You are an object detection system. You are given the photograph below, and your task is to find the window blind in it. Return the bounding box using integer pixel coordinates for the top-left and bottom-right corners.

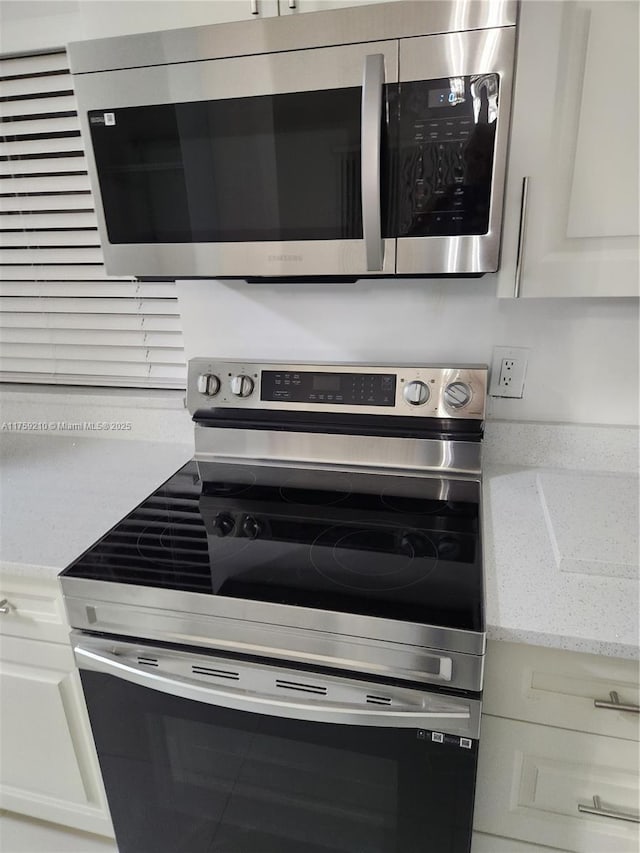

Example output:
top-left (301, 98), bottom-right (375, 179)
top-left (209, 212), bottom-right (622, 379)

top-left (0, 50), bottom-right (186, 389)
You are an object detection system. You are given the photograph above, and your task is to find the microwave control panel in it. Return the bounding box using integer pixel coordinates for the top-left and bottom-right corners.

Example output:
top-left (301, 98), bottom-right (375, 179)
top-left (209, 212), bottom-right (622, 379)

top-left (392, 74), bottom-right (499, 239)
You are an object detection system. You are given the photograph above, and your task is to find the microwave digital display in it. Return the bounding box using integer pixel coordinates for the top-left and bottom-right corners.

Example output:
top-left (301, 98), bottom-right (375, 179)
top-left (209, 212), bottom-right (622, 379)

top-left (428, 88), bottom-right (461, 108)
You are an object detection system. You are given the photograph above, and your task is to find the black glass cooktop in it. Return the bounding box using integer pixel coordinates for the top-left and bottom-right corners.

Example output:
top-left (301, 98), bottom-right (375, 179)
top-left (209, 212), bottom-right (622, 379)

top-left (63, 462), bottom-right (483, 632)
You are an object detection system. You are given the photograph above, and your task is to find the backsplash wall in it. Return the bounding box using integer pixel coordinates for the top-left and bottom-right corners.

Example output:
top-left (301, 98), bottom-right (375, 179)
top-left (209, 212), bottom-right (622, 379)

top-left (6, 1), bottom-right (637, 428)
top-left (178, 278), bottom-right (639, 426)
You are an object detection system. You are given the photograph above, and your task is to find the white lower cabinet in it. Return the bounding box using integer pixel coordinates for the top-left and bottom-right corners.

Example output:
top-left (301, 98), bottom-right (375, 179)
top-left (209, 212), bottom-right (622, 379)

top-left (0, 576), bottom-right (113, 837)
top-left (474, 642), bottom-right (640, 853)
top-left (483, 641), bottom-right (640, 742)
top-left (475, 716), bottom-right (639, 853)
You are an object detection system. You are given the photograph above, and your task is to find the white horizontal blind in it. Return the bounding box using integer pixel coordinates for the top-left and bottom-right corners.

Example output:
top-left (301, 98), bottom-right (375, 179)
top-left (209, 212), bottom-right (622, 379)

top-left (0, 50), bottom-right (186, 388)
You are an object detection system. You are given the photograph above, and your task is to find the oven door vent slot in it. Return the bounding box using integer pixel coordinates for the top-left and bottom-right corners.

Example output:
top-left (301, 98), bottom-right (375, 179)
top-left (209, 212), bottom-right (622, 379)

top-left (366, 694), bottom-right (392, 706)
top-left (275, 679), bottom-right (328, 696)
top-left (137, 656), bottom-right (159, 667)
top-left (192, 665), bottom-right (240, 681)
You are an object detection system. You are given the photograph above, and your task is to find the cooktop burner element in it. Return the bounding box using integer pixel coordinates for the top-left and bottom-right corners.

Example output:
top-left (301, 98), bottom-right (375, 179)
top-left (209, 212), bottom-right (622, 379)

top-left (309, 524), bottom-right (439, 592)
top-left (61, 360), bottom-right (488, 692)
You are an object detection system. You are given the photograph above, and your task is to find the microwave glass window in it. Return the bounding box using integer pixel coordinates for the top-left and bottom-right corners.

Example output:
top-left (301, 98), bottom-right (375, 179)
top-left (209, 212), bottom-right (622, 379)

top-left (392, 74), bottom-right (500, 238)
top-left (89, 88), bottom-right (364, 244)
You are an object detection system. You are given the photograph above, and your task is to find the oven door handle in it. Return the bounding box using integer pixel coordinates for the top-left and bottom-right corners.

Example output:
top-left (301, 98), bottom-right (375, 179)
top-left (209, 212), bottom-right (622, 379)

top-left (361, 53), bottom-right (385, 272)
top-left (75, 644), bottom-right (473, 731)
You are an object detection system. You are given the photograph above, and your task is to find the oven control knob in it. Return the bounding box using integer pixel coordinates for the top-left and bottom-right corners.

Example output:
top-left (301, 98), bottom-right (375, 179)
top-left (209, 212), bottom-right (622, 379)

top-left (212, 513), bottom-right (235, 537)
top-left (242, 515), bottom-right (262, 540)
top-left (403, 380), bottom-right (430, 406)
top-left (444, 381), bottom-right (472, 409)
top-left (230, 375), bottom-right (254, 398)
top-left (196, 373), bottom-right (220, 397)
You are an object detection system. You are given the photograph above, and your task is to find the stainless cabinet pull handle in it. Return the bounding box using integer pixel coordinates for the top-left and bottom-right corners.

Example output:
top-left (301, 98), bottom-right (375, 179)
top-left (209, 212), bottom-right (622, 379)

top-left (250, 0), bottom-right (259, 14)
top-left (578, 795), bottom-right (640, 824)
top-left (361, 53), bottom-right (385, 272)
top-left (594, 690), bottom-right (640, 714)
top-left (514, 176), bottom-right (529, 298)
top-left (0, 599), bottom-right (12, 614)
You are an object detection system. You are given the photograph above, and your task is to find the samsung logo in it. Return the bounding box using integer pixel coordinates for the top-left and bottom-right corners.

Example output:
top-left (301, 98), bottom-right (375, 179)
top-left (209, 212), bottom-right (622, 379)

top-left (268, 254), bottom-right (303, 262)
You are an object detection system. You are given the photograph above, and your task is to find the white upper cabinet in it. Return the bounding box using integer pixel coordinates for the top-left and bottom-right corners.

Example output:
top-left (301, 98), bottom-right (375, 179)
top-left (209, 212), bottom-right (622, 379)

top-left (497, 0), bottom-right (639, 298)
top-left (278, 0), bottom-right (403, 14)
top-left (1, 0), bottom-right (279, 54)
top-left (75, 0), bottom-right (280, 36)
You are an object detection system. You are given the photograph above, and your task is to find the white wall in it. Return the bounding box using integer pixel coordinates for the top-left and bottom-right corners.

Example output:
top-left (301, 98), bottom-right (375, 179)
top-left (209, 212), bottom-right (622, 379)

top-left (3, 0), bottom-right (638, 427)
top-left (177, 278), bottom-right (639, 426)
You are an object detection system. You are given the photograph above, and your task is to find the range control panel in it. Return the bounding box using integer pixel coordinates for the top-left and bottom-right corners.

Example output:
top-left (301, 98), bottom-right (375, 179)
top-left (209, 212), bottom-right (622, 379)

top-left (187, 361), bottom-right (487, 420)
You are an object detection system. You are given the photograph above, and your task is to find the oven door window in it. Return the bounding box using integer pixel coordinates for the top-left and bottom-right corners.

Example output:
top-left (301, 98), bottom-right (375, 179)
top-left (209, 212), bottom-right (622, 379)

top-left (81, 670), bottom-right (477, 853)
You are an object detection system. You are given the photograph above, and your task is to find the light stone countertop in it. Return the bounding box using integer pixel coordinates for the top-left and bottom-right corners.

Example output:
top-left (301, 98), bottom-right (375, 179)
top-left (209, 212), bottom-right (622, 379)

top-left (483, 463), bottom-right (639, 660)
top-left (0, 433), bottom-right (193, 575)
top-left (1, 420), bottom-right (638, 660)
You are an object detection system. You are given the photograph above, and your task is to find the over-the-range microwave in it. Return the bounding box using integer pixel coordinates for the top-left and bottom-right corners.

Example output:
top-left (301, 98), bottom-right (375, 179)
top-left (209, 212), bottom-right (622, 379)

top-left (68, 0), bottom-right (517, 280)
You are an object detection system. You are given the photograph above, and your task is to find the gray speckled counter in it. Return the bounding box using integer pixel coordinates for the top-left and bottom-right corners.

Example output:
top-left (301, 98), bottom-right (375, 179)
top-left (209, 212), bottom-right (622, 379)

top-left (0, 433), bottom-right (193, 576)
top-left (483, 463), bottom-right (639, 660)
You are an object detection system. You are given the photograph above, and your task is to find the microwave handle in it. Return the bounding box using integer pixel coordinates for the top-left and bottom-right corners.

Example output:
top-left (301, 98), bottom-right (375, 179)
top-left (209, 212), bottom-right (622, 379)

top-left (361, 54), bottom-right (385, 272)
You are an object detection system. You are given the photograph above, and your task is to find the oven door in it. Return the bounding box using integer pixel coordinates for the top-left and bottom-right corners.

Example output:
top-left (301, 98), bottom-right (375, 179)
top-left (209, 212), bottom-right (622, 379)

top-left (75, 634), bottom-right (480, 853)
top-left (73, 41), bottom-right (398, 278)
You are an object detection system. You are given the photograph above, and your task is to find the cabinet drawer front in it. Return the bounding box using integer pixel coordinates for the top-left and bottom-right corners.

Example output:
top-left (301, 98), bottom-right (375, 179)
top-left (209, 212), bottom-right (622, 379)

top-left (0, 575), bottom-right (69, 644)
top-left (484, 641), bottom-right (640, 741)
top-left (474, 715), bottom-right (640, 853)
top-left (0, 634), bottom-right (113, 837)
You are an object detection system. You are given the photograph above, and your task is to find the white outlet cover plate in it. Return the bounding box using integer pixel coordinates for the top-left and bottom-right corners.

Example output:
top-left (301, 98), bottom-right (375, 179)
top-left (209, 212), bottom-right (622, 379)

top-left (489, 346), bottom-right (529, 398)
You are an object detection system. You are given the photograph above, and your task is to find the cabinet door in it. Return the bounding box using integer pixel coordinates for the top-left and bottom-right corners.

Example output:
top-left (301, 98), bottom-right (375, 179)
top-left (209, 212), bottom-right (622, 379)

top-left (0, 635), bottom-right (113, 837)
top-left (77, 0), bottom-right (280, 35)
top-left (3, 1), bottom-right (279, 55)
top-left (497, 1), bottom-right (639, 297)
top-left (279, 0), bottom-right (404, 14)
top-left (474, 715), bottom-right (640, 852)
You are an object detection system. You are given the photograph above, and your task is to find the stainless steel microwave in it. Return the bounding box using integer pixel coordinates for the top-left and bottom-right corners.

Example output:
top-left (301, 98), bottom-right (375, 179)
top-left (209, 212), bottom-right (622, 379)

top-left (68, 0), bottom-right (517, 280)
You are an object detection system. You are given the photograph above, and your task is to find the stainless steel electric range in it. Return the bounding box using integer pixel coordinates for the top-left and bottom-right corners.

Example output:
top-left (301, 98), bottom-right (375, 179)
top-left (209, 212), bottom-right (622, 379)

top-left (60, 359), bottom-right (488, 853)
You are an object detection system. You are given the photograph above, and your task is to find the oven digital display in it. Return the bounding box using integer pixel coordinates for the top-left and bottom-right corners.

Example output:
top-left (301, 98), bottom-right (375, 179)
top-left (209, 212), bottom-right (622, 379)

top-left (313, 375), bottom-right (341, 392)
top-left (261, 371), bottom-right (396, 406)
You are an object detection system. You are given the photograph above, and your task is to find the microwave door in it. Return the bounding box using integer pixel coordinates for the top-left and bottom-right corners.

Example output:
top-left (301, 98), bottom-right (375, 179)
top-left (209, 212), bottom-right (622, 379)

top-left (394, 26), bottom-right (516, 276)
top-left (74, 42), bottom-right (398, 279)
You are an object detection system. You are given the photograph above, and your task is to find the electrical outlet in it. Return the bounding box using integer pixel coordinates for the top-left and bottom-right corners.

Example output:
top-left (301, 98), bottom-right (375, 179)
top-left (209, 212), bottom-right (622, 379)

top-left (489, 347), bottom-right (529, 398)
